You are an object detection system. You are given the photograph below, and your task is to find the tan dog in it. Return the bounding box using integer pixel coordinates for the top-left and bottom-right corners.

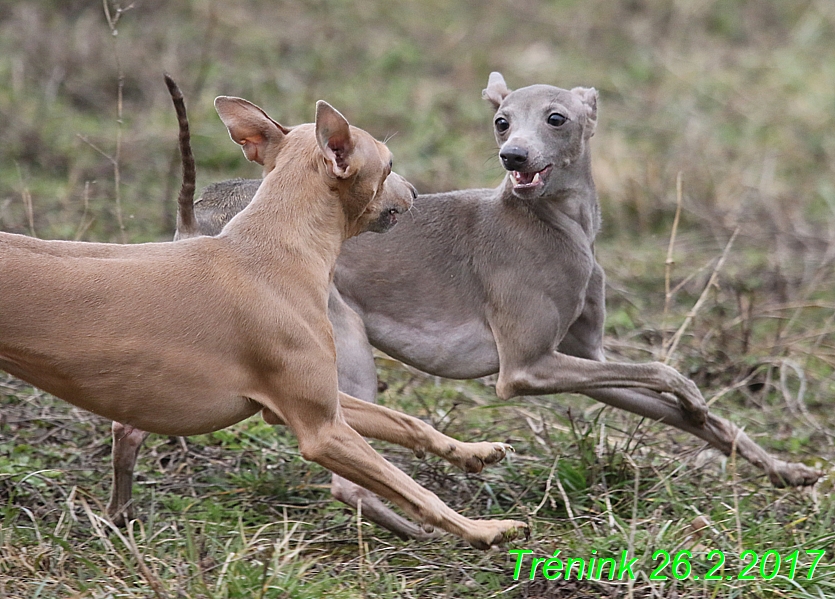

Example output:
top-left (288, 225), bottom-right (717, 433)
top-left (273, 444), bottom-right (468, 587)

top-left (0, 95), bottom-right (528, 549)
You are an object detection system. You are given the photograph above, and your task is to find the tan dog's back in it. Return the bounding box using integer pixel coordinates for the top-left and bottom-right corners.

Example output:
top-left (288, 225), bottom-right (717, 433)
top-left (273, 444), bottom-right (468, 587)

top-left (0, 236), bottom-right (264, 433)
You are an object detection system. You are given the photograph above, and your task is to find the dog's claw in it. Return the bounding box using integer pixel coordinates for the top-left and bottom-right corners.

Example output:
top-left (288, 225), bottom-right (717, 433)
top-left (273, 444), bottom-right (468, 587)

top-left (485, 442), bottom-right (514, 463)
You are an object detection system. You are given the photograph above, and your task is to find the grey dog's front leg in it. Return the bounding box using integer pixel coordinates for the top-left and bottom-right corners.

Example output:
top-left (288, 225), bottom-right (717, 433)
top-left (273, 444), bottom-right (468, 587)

top-left (585, 387), bottom-right (821, 487)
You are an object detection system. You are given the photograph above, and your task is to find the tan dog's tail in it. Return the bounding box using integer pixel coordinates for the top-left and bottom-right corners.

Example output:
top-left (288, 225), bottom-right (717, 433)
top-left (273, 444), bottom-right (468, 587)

top-left (164, 74), bottom-right (197, 238)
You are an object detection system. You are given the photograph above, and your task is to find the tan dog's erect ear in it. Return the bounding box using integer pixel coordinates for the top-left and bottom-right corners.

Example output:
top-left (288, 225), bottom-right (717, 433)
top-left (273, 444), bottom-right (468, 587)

top-left (482, 71), bottom-right (512, 110)
top-left (315, 100), bottom-right (355, 179)
top-left (571, 87), bottom-right (599, 139)
top-left (214, 96), bottom-right (290, 165)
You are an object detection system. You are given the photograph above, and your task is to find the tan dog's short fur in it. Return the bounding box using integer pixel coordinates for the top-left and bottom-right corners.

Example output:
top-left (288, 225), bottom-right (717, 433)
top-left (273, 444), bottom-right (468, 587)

top-left (0, 95), bottom-right (528, 548)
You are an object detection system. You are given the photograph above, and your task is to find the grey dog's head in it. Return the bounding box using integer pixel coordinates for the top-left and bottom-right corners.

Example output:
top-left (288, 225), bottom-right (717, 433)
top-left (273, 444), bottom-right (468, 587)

top-left (482, 72), bottom-right (598, 200)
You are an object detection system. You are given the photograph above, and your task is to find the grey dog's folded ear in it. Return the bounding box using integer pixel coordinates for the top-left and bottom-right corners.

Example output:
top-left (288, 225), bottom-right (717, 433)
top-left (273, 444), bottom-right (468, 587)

top-left (571, 87), bottom-right (598, 138)
top-left (483, 72), bottom-right (512, 110)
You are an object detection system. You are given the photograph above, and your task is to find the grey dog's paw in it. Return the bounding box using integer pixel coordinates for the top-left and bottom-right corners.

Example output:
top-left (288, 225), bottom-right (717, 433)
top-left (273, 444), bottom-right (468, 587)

top-left (768, 461), bottom-right (822, 488)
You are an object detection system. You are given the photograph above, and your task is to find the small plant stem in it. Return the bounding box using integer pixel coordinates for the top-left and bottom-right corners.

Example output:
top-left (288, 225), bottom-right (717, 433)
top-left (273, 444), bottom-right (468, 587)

top-left (661, 171), bottom-right (684, 358)
top-left (102, 0), bottom-right (133, 243)
top-left (664, 227), bottom-right (739, 364)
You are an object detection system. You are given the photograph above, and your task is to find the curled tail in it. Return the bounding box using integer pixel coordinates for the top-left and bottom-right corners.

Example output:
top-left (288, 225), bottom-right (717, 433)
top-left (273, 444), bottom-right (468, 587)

top-left (164, 73), bottom-right (197, 239)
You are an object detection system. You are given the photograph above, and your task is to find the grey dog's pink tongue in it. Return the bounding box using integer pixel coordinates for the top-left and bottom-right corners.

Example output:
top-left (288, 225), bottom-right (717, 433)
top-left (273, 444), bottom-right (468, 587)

top-left (516, 171), bottom-right (535, 184)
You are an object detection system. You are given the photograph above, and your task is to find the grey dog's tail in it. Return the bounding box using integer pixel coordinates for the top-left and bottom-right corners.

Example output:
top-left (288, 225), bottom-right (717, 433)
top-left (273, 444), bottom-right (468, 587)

top-left (164, 73), bottom-right (197, 239)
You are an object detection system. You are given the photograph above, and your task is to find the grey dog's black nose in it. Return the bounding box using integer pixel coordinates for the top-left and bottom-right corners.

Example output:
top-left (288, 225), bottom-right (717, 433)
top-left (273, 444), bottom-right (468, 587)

top-left (500, 145), bottom-right (528, 170)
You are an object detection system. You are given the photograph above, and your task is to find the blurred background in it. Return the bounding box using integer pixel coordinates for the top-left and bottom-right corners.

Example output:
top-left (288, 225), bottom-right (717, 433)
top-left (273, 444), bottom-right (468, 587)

top-left (2, 2), bottom-right (834, 597)
top-left (2, 1), bottom-right (833, 246)
top-left (3, 0), bottom-right (835, 386)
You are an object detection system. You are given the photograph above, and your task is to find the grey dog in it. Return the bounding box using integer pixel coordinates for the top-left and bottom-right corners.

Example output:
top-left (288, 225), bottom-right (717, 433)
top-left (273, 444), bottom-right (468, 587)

top-left (109, 72), bottom-right (820, 540)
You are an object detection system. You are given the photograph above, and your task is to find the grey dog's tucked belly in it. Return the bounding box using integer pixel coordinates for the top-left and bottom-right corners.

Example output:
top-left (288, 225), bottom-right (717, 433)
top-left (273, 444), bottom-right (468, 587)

top-left (365, 316), bottom-right (500, 380)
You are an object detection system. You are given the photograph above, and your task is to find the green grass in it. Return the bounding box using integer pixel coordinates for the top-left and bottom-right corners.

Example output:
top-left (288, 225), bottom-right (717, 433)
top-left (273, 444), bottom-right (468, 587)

top-left (2, 1), bottom-right (835, 597)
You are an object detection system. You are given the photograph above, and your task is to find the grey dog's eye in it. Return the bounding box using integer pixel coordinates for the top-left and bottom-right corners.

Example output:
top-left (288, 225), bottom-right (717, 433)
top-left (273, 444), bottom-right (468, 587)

top-left (548, 113), bottom-right (567, 127)
top-left (495, 117), bottom-right (510, 133)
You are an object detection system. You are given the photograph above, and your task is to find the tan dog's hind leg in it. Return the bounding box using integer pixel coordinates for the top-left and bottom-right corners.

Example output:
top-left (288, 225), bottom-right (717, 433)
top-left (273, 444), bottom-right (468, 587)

top-left (107, 422), bottom-right (150, 526)
top-left (337, 392), bottom-right (512, 473)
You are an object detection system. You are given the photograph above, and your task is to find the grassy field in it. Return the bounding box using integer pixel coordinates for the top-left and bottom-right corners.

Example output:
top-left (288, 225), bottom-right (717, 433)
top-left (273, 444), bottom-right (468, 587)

top-left (2, 1), bottom-right (835, 597)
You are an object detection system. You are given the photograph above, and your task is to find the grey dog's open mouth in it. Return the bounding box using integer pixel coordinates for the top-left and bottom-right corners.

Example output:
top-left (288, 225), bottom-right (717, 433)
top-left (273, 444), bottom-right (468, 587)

top-left (511, 165), bottom-right (551, 189)
top-left (372, 207), bottom-right (400, 232)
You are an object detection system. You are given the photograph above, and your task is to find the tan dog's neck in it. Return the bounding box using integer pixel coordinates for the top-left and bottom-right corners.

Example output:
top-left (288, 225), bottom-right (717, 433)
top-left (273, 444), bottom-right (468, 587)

top-left (221, 127), bottom-right (345, 275)
top-left (215, 99), bottom-right (397, 271)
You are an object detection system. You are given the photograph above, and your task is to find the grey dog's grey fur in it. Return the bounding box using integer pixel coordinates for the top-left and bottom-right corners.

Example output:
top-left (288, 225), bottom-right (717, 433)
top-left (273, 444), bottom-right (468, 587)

top-left (110, 72), bottom-right (820, 540)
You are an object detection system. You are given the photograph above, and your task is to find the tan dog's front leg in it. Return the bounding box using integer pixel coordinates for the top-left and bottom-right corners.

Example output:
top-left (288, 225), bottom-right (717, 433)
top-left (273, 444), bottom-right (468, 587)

top-left (282, 395), bottom-right (528, 549)
top-left (337, 392), bottom-right (512, 473)
top-left (304, 421), bottom-right (526, 548)
top-left (263, 403), bottom-right (438, 540)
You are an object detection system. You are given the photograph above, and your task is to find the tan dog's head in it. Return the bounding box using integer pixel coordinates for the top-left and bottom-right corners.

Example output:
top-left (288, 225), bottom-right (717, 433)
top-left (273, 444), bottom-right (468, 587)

top-left (214, 97), bottom-right (414, 238)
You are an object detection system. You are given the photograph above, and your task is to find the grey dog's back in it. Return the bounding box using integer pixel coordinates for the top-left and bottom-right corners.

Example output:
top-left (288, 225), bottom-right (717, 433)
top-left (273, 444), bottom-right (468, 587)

top-left (193, 178), bottom-right (261, 236)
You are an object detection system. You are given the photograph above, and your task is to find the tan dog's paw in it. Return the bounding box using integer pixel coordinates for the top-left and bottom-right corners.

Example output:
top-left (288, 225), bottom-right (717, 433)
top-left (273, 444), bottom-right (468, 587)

top-left (465, 519), bottom-right (530, 550)
top-left (455, 441), bottom-right (514, 473)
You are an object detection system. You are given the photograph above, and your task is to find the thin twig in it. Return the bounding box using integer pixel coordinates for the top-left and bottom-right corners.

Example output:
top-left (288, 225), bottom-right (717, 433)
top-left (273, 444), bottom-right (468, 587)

top-left (127, 520), bottom-right (169, 599)
top-left (780, 359), bottom-right (835, 438)
top-left (530, 454), bottom-right (559, 516)
top-left (102, 0), bottom-right (133, 242)
top-left (554, 465), bottom-right (585, 542)
top-left (74, 180), bottom-right (95, 240)
top-left (661, 171), bottom-right (684, 346)
top-left (15, 162), bottom-right (35, 237)
top-left (730, 429), bottom-right (743, 555)
top-left (357, 497), bottom-right (367, 595)
top-left (663, 227), bottom-right (739, 363)
top-left (625, 453), bottom-right (640, 599)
